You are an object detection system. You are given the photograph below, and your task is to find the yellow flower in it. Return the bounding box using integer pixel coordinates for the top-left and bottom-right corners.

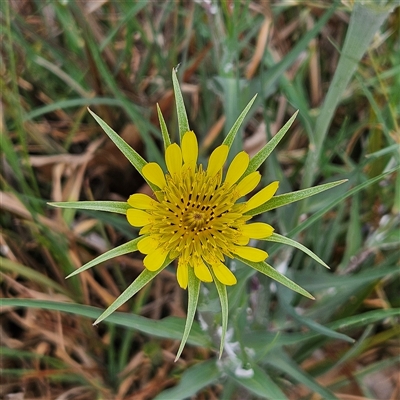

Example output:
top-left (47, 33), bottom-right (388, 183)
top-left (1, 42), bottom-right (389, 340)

top-left (127, 131), bottom-right (278, 289)
top-left (50, 70), bottom-right (344, 360)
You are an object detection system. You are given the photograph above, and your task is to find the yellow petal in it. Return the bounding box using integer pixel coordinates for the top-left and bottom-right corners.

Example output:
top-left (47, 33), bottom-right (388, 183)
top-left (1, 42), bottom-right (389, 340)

top-left (127, 193), bottom-right (155, 209)
top-left (207, 145), bottom-right (229, 177)
top-left (211, 261), bottom-right (237, 285)
top-left (181, 131), bottom-right (198, 169)
top-left (137, 236), bottom-right (159, 254)
top-left (177, 258), bottom-right (188, 289)
top-left (241, 223), bottom-right (274, 239)
top-left (233, 246), bottom-right (268, 262)
top-left (193, 259), bottom-right (213, 282)
top-left (143, 248), bottom-right (168, 271)
top-left (165, 143), bottom-right (182, 176)
top-left (126, 209), bottom-right (152, 227)
top-left (142, 162), bottom-right (166, 189)
top-left (244, 181), bottom-right (279, 212)
top-left (235, 171), bottom-right (261, 197)
top-left (225, 151), bottom-right (249, 188)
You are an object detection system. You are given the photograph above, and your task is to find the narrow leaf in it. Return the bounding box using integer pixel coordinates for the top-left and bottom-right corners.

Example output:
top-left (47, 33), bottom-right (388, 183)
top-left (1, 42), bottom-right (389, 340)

top-left (154, 360), bottom-right (219, 400)
top-left (211, 269), bottom-right (229, 358)
top-left (227, 364), bottom-right (288, 399)
top-left (244, 110), bottom-right (299, 176)
top-left (0, 257), bottom-right (69, 296)
top-left (175, 267), bottom-right (200, 361)
top-left (94, 261), bottom-right (171, 325)
top-left (222, 94), bottom-right (257, 149)
top-left (246, 179), bottom-right (347, 216)
top-left (235, 256), bottom-right (314, 299)
top-left (1, 299), bottom-right (209, 346)
top-left (263, 233), bottom-right (329, 269)
top-left (157, 103), bottom-right (171, 150)
top-left (66, 238), bottom-right (141, 278)
top-left (48, 201), bottom-right (129, 215)
top-left (172, 68), bottom-right (190, 140)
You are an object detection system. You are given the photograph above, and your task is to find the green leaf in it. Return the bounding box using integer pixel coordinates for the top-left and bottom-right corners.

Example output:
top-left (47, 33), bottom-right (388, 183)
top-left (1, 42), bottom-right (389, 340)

top-left (154, 360), bottom-right (219, 400)
top-left (263, 233), bottom-right (329, 269)
top-left (175, 267), bottom-right (200, 361)
top-left (244, 110), bottom-right (299, 176)
top-left (48, 201), bottom-right (129, 215)
top-left (66, 237), bottom-right (141, 278)
top-left (301, 1), bottom-right (394, 188)
top-left (211, 270), bottom-right (229, 358)
top-left (235, 256), bottom-right (314, 299)
top-left (222, 94), bottom-right (257, 149)
top-left (157, 103), bottom-right (171, 149)
top-left (94, 260), bottom-right (171, 325)
top-left (268, 351), bottom-right (339, 399)
top-left (0, 299), bottom-right (210, 347)
top-left (88, 108), bottom-right (156, 188)
top-left (172, 68), bottom-right (190, 140)
top-left (0, 257), bottom-right (69, 296)
top-left (246, 179), bottom-right (348, 216)
top-left (227, 364), bottom-right (288, 399)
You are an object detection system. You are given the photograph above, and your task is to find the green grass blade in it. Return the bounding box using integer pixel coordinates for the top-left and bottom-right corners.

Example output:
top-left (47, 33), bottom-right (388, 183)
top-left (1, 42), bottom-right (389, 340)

top-left (246, 179), bottom-right (348, 216)
top-left (263, 233), bottom-right (329, 269)
top-left (94, 261), bottom-right (171, 325)
top-left (157, 103), bottom-right (171, 149)
top-left (48, 201), bottom-right (129, 215)
top-left (0, 299), bottom-right (209, 346)
top-left (66, 238), bottom-right (140, 278)
top-left (175, 267), bottom-right (200, 361)
top-left (245, 110), bottom-right (299, 176)
top-left (227, 364), bottom-right (288, 399)
top-left (154, 360), bottom-right (219, 400)
top-left (302, 1), bottom-right (394, 188)
top-left (172, 68), bottom-right (190, 140)
top-left (222, 94), bottom-right (257, 149)
top-left (211, 270), bottom-right (229, 358)
top-left (268, 351), bottom-right (339, 399)
top-left (235, 256), bottom-right (314, 299)
top-left (0, 257), bottom-right (69, 296)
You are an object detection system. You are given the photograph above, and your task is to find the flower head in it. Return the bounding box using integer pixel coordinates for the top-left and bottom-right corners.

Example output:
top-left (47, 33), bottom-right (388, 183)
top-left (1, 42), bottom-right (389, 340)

top-left (127, 130), bottom-right (278, 289)
top-left (50, 69), bottom-right (345, 360)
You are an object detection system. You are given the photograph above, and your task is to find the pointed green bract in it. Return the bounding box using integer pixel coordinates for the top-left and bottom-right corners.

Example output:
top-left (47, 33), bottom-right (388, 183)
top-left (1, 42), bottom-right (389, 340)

top-left (94, 261), bottom-right (171, 325)
top-left (49, 201), bottom-right (129, 215)
top-left (212, 270), bottom-right (228, 358)
top-left (172, 68), bottom-right (190, 140)
top-left (222, 94), bottom-right (257, 149)
top-left (263, 233), bottom-right (329, 269)
top-left (235, 256), bottom-right (314, 300)
top-left (66, 238), bottom-right (141, 279)
top-left (175, 267), bottom-right (200, 361)
top-left (244, 111), bottom-right (299, 176)
top-left (246, 179), bottom-right (348, 216)
top-left (157, 103), bottom-right (171, 150)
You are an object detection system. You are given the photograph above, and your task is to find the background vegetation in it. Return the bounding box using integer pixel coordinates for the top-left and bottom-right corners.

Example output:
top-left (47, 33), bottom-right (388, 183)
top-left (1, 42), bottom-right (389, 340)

top-left (1, 1), bottom-right (399, 399)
